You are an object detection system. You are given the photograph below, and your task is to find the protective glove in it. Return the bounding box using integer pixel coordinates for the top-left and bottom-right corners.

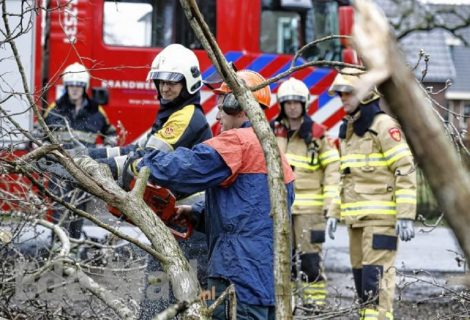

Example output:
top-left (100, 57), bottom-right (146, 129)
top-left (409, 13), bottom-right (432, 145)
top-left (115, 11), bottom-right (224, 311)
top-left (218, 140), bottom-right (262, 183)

top-left (395, 219), bottom-right (415, 241)
top-left (326, 217), bottom-right (338, 240)
top-left (65, 147), bottom-right (89, 157)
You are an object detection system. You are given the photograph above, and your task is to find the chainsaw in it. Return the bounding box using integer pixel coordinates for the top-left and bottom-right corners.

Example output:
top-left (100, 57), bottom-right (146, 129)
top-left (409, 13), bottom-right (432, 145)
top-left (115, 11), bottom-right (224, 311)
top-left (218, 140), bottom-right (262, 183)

top-left (108, 181), bottom-right (195, 240)
top-left (37, 156), bottom-right (195, 240)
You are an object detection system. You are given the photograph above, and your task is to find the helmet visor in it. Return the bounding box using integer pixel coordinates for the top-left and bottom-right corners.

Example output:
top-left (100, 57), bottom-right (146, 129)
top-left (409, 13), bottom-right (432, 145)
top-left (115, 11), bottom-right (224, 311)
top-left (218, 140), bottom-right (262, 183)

top-left (147, 71), bottom-right (184, 82)
top-left (329, 84), bottom-right (354, 94)
top-left (278, 94), bottom-right (307, 104)
top-left (64, 81), bottom-right (87, 87)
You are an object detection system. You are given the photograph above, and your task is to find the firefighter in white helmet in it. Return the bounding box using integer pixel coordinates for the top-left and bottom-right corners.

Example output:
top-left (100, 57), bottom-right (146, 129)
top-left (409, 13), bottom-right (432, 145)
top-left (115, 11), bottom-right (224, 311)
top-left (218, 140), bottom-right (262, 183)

top-left (88, 43), bottom-right (212, 180)
top-left (44, 62), bottom-right (117, 240)
top-left (44, 62), bottom-right (117, 147)
top-left (270, 77), bottom-right (340, 310)
top-left (326, 68), bottom-right (417, 320)
top-left (83, 44), bottom-right (212, 317)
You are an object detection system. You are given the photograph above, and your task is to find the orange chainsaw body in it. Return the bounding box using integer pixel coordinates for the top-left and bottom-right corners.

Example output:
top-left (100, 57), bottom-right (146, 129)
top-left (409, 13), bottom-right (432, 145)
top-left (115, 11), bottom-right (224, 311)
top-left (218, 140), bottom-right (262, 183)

top-left (108, 182), bottom-right (193, 240)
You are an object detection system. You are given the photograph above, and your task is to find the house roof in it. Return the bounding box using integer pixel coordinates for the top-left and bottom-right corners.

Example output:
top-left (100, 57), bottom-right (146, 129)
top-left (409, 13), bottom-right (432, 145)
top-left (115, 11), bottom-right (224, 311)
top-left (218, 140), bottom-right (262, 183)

top-left (373, 0), bottom-right (458, 82)
top-left (446, 46), bottom-right (470, 99)
top-left (399, 29), bottom-right (456, 82)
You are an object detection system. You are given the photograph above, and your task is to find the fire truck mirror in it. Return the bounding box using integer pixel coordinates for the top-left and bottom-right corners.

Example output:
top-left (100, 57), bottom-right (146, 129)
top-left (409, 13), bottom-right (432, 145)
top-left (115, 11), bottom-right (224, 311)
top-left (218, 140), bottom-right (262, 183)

top-left (92, 87), bottom-right (109, 106)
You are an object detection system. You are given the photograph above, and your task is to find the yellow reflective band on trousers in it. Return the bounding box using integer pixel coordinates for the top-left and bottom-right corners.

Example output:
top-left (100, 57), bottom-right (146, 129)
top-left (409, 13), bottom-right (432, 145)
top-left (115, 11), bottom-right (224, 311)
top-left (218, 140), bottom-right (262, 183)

top-left (341, 201), bottom-right (396, 217)
top-left (293, 193), bottom-right (324, 207)
top-left (286, 153), bottom-right (320, 171)
top-left (395, 189), bottom-right (416, 205)
top-left (319, 150), bottom-right (340, 166)
top-left (340, 144), bottom-right (412, 170)
top-left (360, 309), bottom-right (393, 320)
top-left (303, 281), bottom-right (326, 305)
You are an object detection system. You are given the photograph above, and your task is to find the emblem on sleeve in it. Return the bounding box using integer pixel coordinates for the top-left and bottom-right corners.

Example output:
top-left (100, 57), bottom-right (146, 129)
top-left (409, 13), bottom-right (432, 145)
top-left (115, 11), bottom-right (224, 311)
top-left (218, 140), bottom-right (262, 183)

top-left (163, 126), bottom-right (174, 137)
top-left (388, 127), bottom-right (401, 142)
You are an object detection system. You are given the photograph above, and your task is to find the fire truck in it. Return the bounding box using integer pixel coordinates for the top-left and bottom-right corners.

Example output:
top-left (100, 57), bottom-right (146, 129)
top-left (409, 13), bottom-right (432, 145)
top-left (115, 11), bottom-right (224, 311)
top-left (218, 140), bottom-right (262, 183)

top-left (2, 0), bottom-right (355, 149)
top-left (1, 0), bottom-right (355, 216)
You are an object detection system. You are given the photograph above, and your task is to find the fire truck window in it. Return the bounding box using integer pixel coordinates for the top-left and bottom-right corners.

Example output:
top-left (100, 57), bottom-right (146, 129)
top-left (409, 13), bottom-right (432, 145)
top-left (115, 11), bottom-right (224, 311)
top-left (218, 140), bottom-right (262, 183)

top-left (103, 0), bottom-right (216, 49)
top-left (260, 1), bottom-right (341, 61)
top-left (260, 10), bottom-right (301, 54)
top-left (303, 1), bottom-right (341, 61)
top-left (103, 1), bottom-right (153, 47)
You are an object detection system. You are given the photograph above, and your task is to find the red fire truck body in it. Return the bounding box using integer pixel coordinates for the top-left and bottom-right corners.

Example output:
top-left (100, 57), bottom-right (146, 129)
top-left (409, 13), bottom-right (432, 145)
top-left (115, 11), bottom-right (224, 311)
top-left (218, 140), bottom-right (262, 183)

top-left (35, 0), bottom-right (353, 143)
top-left (1, 0), bottom-right (354, 212)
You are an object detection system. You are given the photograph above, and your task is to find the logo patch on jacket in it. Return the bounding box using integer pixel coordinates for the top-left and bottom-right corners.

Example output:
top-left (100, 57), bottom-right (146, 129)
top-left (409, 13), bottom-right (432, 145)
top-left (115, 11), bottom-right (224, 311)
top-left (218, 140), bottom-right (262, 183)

top-left (388, 128), bottom-right (401, 142)
top-left (163, 126), bottom-right (174, 137)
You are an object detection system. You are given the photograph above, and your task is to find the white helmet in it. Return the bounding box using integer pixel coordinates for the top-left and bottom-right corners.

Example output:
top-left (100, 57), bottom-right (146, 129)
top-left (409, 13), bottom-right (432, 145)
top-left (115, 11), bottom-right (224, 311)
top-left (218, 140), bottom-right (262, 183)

top-left (62, 62), bottom-right (90, 88)
top-left (277, 77), bottom-right (310, 107)
top-left (147, 44), bottom-right (202, 94)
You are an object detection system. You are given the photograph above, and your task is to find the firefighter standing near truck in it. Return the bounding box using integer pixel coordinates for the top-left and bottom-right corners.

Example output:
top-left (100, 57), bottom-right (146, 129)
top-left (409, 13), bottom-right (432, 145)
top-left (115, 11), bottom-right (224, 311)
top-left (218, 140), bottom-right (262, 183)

top-left (80, 43), bottom-right (212, 319)
top-left (270, 77), bottom-right (340, 309)
top-left (44, 62), bottom-right (117, 239)
top-left (130, 69), bottom-right (295, 320)
top-left (87, 43), bottom-right (212, 176)
top-left (326, 68), bottom-right (417, 320)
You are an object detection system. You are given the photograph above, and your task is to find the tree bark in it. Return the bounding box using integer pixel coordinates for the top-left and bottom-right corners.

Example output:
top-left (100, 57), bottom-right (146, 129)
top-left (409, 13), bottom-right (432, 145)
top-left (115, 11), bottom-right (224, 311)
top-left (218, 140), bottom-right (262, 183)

top-left (179, 1), bottom-right (292, 318)
top-left (57, 157), bottom-right (206, 319)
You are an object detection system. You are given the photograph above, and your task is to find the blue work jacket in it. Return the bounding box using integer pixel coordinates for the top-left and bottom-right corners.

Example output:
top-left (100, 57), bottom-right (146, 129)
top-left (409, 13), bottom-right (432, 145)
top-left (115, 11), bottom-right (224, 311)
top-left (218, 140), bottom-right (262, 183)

top-left (140, 122), bottom-right (295, 306)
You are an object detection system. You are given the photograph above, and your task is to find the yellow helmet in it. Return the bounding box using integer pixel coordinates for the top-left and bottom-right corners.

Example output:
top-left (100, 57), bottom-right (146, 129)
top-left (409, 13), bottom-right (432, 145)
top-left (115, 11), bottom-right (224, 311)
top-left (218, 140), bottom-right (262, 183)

top-left (327, 67), bottom-right (361, 96)
top-left (328, 67), bottom-right (380, 104)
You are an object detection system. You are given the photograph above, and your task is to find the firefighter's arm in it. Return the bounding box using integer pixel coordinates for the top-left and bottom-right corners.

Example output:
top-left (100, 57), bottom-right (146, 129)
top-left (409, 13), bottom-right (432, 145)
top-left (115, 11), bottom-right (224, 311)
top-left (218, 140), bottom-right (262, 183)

top-left (377, 117), bottom-right (417, 220)
top-left (122, 106), bottom-right (200, 179)
top-left (318, 136), bottom-right (340, 211)
top-left (137, 143), bottom-right (232, 195)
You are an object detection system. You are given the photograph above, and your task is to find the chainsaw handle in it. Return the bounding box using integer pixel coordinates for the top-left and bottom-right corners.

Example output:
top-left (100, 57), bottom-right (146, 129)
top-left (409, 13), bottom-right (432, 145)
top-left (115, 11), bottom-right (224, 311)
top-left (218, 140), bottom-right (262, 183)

top-left (170, 223), bottom-right (193, 240)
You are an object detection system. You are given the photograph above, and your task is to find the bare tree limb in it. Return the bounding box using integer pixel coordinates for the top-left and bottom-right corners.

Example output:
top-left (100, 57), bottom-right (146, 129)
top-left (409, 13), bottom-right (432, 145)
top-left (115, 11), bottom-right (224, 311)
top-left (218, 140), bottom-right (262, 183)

top-left (179, 0), bottom-right (292, 318)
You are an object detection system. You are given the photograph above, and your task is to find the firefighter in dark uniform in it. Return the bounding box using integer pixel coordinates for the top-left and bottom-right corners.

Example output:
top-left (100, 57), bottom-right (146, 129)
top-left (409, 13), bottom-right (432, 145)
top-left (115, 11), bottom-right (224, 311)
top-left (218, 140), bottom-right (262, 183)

top-left (326, 68), bottom-right (417, 320)
top-left (88, 43), bottom-right (212, 176)
top-left (84, 43), bottom-right (212, 319)
top-left (271, 77), bottom-right (340, 308)
top-left (44, 62), bottom-right (117, 239)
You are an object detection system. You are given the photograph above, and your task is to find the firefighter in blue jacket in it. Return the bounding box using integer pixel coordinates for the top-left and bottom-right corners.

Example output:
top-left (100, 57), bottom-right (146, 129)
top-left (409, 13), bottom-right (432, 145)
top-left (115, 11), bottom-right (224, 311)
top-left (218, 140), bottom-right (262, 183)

top-left (87, 43), bottom-right (212, 179)
top-left (132, 70), bottom-right (295, 320)
top-left (83, 44), bottom-right (213, 319)
top-left (44, 62), bottom-right (117, 239)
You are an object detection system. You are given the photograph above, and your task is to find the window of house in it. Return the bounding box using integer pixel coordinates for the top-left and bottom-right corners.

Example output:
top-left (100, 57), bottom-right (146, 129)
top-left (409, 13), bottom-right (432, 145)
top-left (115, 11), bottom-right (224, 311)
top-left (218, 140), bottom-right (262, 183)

top-left (464, 102), bottom-right (470, 117)
top-left (103, 0), bottom-right (216, 49)
top-left (260, 0), bottom-right (341, 61)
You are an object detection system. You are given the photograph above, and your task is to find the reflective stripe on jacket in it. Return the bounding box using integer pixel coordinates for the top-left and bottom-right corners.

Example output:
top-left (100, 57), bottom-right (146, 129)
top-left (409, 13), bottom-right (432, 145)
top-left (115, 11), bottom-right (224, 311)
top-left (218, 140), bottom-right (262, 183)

top-left (140, 104), bottom-right (212, 151)
top-left (272, 118), bottom-right (340, 216)
top-left (44, 94), bottom-right (116, 147)
top-left (328, 111), bottom-right (416, 227)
